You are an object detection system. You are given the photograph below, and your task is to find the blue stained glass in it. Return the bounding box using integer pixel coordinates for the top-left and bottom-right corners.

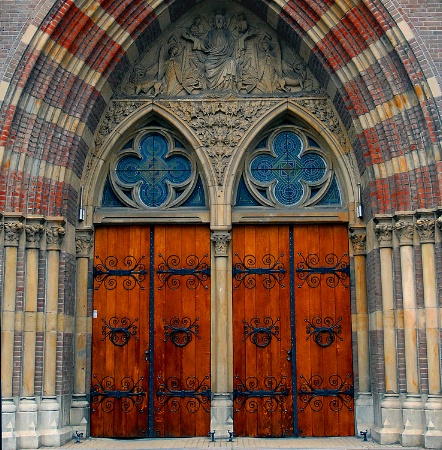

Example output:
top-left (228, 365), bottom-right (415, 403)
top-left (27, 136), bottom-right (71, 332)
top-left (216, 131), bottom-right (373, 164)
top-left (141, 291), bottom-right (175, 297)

top-left (101, 177), bottom-right (126, 207)
top-left (182, 177), bottom-right (206, 207)
top-left (317, 175), bottom-right (342, 205)
top-left (115, 133), bottom-right (192, 207)
top-left (236, 176), bottom-right (261, 206)
top-left (250, 131), bottom-right (327, 206)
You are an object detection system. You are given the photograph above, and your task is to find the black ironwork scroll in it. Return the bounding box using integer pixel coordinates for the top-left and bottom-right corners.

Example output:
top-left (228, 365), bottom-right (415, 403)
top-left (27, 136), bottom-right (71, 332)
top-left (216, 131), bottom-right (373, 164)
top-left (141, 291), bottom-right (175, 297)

top-left (296, 253), bottom-right (349, 288)
top-left (298, 373), bottom-right (354, 412)
top-left (156, 375), bottom-right (211, 413)
top-left (93, 255), bottom-right (147, 290)
top-left (305, 316), bottom-right (342, 348)
top-left (101, 316), bottom-right (139, 346)
top-left (233, 253), bottom-right (286, 290)
top-left (163, 316), bottom-right (200, 347)
top-left (157, 254), bottom-right (210, 290)
top-left (243, 317), bottom-right (280, 347)
top-left (233, 375), bottom-right (290, 413)
top-left (90, 375), bottom-right (146, 413)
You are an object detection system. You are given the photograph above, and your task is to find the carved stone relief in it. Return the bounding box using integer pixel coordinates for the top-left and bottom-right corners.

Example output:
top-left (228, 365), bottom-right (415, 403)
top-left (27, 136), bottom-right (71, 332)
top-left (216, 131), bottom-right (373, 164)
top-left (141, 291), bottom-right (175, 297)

top-left (115, 5), bottom-right (319, 98)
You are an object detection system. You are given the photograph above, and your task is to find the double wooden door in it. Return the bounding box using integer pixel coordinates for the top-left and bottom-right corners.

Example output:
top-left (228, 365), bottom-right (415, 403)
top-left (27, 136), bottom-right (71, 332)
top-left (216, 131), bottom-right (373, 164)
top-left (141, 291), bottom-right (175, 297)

top-left (232, 224), bottom-right (354, 437)
top-left (91, 225), bottom-right (211, 438)
top-left (90, 223), bottom-right (353, 438)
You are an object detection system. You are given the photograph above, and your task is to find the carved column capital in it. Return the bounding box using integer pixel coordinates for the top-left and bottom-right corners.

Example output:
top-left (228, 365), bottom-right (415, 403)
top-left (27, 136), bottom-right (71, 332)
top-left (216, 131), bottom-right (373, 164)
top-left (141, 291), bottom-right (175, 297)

top-left (415, 216), bottom-right (435, 244)
top-left (211, 231), bottom-right (231, 257)
top-left (75, 228), bottom-right (94, 257)
top-left (25, 216), bottom-right (45, 249)
top-left (3, 215), bottom-right (24, 247)
top-left (394, 214), bottom-right (414, 246)
top-left (374, 216), bottom-right (394, 248)
top-left (349, 226), bottom-right (366, 255)
top-left (45, 218), bottom-right (66, 251)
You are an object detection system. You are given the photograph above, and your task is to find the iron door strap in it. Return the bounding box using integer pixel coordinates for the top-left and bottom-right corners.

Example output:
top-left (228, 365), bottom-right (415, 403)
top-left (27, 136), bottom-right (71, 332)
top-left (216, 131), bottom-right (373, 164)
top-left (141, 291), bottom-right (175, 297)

top-left (297, 373), bottom-right (354, 412)
top-left (296, 252), bottom-right (349, 288)
top-left (156, 375), bottom-right (211, 413)
top-left (90, 374), bottom-right (146, 413)
top-left (156, 253), bottom-right (210, 290)
top-left (233, 253), bottom-right (286, 289)
top-left (93, 255), bottom-right (147, 290)
top-left (233, 375), bottom-right (290, 412)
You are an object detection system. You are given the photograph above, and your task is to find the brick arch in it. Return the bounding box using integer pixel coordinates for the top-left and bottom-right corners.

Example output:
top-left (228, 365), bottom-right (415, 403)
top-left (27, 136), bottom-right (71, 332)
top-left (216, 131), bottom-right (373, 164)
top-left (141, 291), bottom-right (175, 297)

top-left (0, 0), bottom-right (440, 220)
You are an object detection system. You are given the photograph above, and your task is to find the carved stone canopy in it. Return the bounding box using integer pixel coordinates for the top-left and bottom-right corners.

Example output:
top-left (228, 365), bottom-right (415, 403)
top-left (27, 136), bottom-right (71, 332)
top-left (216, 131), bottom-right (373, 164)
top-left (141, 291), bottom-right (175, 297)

top-left (115, 3), bottom-right (320, 99)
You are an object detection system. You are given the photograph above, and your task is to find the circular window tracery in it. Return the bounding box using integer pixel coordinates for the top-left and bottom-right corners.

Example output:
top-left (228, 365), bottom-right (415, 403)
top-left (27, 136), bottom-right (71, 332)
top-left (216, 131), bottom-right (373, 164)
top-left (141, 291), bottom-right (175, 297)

top-left (104, 129), bottom-right (204, 209)
top-left (237, 128), bottom-right (342, 208)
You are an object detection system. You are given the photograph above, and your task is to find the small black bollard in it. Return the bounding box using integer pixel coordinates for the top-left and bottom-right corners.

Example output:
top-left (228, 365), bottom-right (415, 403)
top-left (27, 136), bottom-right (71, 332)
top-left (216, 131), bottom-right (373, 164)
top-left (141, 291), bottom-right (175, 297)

top-left (359, 430), bottom-right (368, 441)
top-left (75, 431), bottom-right (84, 443)
top-left (208, 430), bottom-right (215, 442)
top-left (228, 430), bottom-right (234, 442)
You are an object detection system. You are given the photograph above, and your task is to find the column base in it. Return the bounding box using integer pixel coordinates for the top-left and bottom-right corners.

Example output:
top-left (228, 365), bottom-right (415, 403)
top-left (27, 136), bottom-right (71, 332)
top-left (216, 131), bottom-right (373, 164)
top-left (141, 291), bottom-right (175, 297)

top-left (401, 394), bottom-right (424, 448)
top-left (210, 393), bottom-right (233, 439)
top-left (37, 397), bottom-right (69, 447)
top-left (16, 398), bottom-right (41, 449)
top-left (70, 394), bottom-right (89, 438)
top-left (354, 392), bottom-right (373, 436)
top-left (1, 398), bottom-right (17, 450)
top-left (424, 395), bottom-right (442, 449)
top-left (371, 394), bottom-right (402, 444)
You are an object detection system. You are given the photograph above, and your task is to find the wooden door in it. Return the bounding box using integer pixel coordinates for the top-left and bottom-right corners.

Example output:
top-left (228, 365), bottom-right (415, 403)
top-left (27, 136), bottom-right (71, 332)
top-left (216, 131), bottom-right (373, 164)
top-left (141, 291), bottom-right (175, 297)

top-left (294, 224), bottom-right (354, 436)
top-left (153, 225), bottom-right (211, 437)
top-left (232, 224), bottom-right (354, 437)
top-left (91, 226), bottom-right (151, 437)
top-left (232, 225), bottom-right (293, 437)
top-left (91, 225), bottom-right (211, 438)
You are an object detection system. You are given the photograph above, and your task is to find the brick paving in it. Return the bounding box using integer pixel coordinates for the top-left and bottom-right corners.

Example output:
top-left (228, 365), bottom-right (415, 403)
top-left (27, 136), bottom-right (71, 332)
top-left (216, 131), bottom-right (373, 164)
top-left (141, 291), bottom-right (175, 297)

top-left (52, 436), bottom-right (421, 450)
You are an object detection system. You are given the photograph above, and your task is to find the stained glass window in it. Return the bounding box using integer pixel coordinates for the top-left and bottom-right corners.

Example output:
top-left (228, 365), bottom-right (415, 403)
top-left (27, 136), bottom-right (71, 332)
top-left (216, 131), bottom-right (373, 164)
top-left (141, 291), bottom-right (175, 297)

top-left (237, 129), bottom-right (342, 207)
top-left (102, 131), bottom-right (206, 208)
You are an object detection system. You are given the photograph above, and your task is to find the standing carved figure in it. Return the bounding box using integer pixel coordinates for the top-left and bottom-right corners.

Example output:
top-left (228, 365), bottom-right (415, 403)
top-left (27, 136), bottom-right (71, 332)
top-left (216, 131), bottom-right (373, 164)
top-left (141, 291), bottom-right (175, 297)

top-left (182, 11), bottom-right (254, 91)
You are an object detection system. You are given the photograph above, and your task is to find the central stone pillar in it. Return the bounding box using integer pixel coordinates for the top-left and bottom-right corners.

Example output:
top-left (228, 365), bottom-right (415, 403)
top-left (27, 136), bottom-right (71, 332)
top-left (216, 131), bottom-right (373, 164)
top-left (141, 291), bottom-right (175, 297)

top-left (210, 231), bottom-right (233, 438)
top-left (394, 213), bottom-right (424, 447)
top-left (16, 216), bottom-right (44, 449)
top-left (373, 215), bottom-right (402, 444)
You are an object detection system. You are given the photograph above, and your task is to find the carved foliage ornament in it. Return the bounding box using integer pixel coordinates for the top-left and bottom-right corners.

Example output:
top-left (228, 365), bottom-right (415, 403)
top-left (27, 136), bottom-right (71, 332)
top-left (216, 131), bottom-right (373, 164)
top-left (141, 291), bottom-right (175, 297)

top-left (4, 221), bottom-right (24, 246)
top-left (394, 220), bottom-right (414, 245)
top-left (374, 223), bottom-right (393, 247)
top-left (170, 99), bottom-right (276, 185)
top-left (415, 218), bottom-right (435, 243)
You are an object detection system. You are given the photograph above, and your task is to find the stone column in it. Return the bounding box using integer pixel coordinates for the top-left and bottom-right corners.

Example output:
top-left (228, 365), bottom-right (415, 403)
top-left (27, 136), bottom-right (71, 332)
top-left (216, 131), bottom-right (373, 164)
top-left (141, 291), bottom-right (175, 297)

top-left (394, 212), bottom-right (423, 447)
top-left (209, 231), bottom-right (233, 438)
top-left (70, 228), bottom-right (93, 437)
top-left (39, 217), bottom-right (65, 447)
top-left (1, 214), bottom-right (24, 450)
top-left (373, 215), bottom-right (402, 444)
top-left (416, 211), bottom-right (442, 448)
top-left (16, 216), bottom-right (44, 449)
top-left (349, 226), bottom-right (373, 434)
